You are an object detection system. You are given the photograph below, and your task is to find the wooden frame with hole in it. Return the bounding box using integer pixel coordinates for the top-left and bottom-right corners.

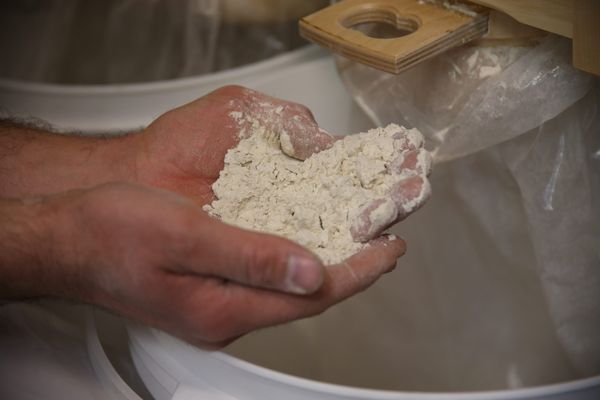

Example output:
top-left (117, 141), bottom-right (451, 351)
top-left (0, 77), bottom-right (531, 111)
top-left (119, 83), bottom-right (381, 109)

top-left (299, 0), bottom-right (489, 74)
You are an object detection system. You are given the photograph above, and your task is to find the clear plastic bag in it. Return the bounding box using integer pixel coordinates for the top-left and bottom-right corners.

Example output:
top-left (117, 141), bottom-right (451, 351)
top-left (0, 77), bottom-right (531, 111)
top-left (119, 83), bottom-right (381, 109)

top-left (337, 36), bottom-right (594, 162)
top-left (0, 0), bottom-right (328, 84)
top-left (334, 35), bottom-right (600, 380)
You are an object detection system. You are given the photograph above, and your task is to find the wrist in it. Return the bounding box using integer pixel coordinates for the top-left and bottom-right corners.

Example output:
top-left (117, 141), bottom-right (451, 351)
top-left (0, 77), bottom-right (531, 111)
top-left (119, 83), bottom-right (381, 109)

top-left (74, 133), bottom-right (141, 190)
top-left (0, 190), bottom-right (94, 302)
top-left (0, 197), bottom-right (52, 300)
top-left (0, 122), bottom-right (140, 197)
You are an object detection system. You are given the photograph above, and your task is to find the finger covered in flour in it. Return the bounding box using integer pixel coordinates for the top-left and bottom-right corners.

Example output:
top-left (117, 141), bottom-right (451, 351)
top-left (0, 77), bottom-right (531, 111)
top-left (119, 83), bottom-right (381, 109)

top-left (226, 87), bottom-right (335, 160)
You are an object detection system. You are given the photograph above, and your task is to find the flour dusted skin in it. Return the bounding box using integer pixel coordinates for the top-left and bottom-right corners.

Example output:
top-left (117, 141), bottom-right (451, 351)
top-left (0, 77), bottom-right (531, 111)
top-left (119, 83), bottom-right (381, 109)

top-left (204, 123), bottom-right (432, 264)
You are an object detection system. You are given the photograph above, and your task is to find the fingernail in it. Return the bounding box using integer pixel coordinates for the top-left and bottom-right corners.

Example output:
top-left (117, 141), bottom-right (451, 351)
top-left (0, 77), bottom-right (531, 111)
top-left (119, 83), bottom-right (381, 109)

top-left (286, 255), bottom-right (324, 294)
top-left (279, 130), bottom-right (295, 157)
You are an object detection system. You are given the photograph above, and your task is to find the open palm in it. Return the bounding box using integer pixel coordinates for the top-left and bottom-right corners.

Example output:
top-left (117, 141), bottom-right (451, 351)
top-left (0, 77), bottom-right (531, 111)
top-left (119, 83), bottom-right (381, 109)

top-left (134, 85), bottom-right (335, 206)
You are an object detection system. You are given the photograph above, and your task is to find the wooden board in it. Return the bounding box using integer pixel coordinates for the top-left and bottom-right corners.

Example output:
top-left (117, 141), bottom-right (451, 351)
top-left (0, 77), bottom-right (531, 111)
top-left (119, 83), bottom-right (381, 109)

top-left (572, 0), bottom-right (600, 76)
top-left (469, 0), bottom-right (573, 38)
top-left (300, 0), bottom-right (599, 77)
top-left (299, 0), bottom-right (489, 74)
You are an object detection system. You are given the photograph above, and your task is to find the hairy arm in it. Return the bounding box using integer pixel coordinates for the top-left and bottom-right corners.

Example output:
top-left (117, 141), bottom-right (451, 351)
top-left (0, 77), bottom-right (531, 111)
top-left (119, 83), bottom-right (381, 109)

top-left (0, 87), bottom-right (410, 347)
top-left (0, 119), bottom-right (138, 198)
top-left (0, 182), bottom-right (403, 348)
top-left (0, 196), bottom-right (52, 300)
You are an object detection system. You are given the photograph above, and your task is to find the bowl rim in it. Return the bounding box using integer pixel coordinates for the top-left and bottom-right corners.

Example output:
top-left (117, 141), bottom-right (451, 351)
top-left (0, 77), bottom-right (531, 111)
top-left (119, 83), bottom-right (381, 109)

top-left (0, 45), bottom-right (323, 96)
top-left (139, 326), bottom-right (600, 400)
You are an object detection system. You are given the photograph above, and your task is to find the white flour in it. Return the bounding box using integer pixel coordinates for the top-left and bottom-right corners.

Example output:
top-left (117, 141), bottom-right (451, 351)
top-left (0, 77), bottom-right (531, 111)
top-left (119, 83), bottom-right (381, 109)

top-left (204, 122), bottom-right (431, 264)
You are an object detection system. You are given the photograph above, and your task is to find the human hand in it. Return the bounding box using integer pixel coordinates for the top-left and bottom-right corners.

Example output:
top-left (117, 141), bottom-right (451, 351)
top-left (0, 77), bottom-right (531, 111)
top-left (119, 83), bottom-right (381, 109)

top-left (0, 86), bottom-right (422, 347)
top-left (133, 85), bottom-right (431, 243)
top-left (350, 128), bottom-right (433, 242)
top-left (1, 85), bottom-right (429, 244)
top-left (10, 183), bottom-right (404, 348)
top-left (133, 85), bottom-right (336, 206)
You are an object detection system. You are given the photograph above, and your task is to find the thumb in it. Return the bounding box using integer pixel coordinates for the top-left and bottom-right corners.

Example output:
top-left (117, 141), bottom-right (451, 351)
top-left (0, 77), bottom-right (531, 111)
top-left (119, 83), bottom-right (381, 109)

top-left (187, 216), bottom-right (325, 295)
top-left (240, 88), bottom-right (335, 160)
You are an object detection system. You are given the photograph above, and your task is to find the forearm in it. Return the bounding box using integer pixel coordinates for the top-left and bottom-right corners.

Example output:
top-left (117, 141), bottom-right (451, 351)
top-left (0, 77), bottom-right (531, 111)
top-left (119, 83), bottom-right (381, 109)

top-left (0, 120), bottom-right (139, 197)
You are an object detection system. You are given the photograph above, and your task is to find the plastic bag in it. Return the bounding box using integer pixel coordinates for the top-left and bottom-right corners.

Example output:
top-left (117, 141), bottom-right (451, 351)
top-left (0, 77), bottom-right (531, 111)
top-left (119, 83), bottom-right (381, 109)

top-left (226, 37), bottom-right (600, 390)
top-left (336, 34), bottom-right (600, 379)
top-left (335, 36), bottom-right (600, 376)
top-left (0, 0), bottom-right (328, 84)
top-left (337, 36), bottom-right (593, 162)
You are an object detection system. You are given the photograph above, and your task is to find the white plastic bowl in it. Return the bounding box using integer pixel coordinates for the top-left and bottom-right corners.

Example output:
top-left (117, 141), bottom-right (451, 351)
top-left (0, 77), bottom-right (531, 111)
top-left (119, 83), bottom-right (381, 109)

top-left (128, 324), bottom-right (600, 400)
top-left (0, 46), bottom-right (369, 135)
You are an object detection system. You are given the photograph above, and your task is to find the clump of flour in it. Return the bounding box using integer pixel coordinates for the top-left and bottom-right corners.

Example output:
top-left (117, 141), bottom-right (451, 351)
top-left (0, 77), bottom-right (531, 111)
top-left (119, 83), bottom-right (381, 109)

top-left (204, 122), bottom-right (431, 264)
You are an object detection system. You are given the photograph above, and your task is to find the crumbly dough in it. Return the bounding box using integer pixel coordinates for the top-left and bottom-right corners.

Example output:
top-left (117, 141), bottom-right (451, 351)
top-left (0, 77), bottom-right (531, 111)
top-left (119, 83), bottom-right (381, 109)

top-left (204, 122), bottom-right (430, 264)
